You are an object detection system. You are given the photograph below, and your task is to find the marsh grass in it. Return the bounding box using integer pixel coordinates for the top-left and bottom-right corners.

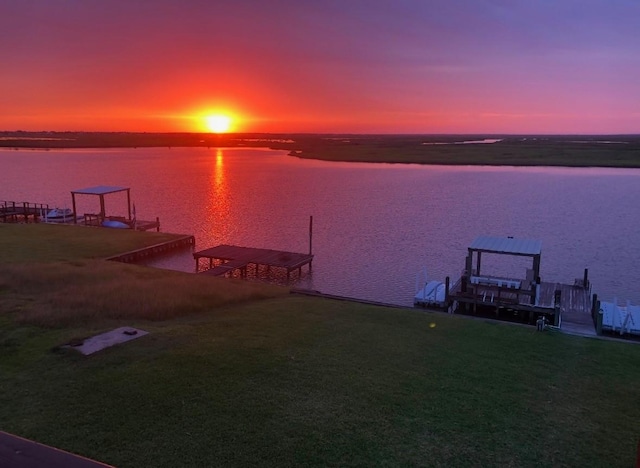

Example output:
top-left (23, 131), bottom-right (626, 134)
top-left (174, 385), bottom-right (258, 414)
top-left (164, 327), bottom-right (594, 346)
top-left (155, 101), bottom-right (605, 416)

top-left (0, 260), bottom-right (286, 327)
top-left (0, 224), bottom-right (286, 327)
top-left (3, 132), bottom-right (640, 167)
top-left (289, 135), bottom-right (640, 167)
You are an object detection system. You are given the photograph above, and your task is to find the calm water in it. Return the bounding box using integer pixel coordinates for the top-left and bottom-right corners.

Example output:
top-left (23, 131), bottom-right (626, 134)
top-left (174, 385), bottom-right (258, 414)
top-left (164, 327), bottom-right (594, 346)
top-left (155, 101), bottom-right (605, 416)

top-left (3, 147), bottom-right (640, 306)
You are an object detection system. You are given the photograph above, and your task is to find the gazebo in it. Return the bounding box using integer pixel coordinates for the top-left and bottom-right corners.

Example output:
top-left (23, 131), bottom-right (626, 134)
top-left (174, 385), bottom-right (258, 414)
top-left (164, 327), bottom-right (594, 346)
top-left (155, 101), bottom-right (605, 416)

top-left (466, 236), bottom-right (542, 286)
top-left (70, 185), bottom-right (132, 224)
top-left (460, 235), bottom-right (543, 307)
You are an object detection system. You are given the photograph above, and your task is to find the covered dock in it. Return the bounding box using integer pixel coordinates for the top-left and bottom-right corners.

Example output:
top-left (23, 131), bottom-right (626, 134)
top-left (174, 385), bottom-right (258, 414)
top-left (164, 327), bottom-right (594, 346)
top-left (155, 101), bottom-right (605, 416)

top-left (0, 200), bottom-right (49, 223)
top-left (421, 235), bottom-right (593, 330)
top-left (71, 185), bottom-right (160, 231)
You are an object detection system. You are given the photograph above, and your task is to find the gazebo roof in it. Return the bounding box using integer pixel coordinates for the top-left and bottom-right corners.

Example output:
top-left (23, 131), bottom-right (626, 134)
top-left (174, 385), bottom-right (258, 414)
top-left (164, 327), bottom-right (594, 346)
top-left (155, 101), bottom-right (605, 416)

top-left (469, 236), bottom-right (542, 256)
top-left (71, 185), bottom-right (129, 195)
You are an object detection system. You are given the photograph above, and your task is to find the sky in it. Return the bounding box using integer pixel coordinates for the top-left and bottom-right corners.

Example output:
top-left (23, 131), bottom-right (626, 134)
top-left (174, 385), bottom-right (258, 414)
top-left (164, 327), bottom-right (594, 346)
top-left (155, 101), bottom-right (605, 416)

top-left (1, 0), bottom-right (639, 134)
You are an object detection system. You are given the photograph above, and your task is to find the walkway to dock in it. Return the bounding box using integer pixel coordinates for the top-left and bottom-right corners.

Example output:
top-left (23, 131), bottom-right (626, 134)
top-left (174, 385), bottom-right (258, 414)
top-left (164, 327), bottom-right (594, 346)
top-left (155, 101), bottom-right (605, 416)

top-left (107, 235), bottom-right (195, 263)
top-left (0, 200), bottom-right (49, 223)
top-left (194, 244), bottom-right (313, 281)
top-left (554, 283), bottom-right (596, 336)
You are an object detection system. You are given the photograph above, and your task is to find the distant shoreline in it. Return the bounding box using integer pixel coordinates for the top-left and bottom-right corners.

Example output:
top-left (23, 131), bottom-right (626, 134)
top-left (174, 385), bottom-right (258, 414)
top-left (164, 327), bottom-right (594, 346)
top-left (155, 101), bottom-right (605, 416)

top-left (2, 131), bottom-right (640, 168)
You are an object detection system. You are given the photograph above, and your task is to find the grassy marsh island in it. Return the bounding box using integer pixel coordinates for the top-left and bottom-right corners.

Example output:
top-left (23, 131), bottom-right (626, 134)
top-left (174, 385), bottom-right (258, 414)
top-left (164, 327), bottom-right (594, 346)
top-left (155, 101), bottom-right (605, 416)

top-left (2, 131), bottom-right (640, 167)
top-left (1, 224), bottom-right (640, 466)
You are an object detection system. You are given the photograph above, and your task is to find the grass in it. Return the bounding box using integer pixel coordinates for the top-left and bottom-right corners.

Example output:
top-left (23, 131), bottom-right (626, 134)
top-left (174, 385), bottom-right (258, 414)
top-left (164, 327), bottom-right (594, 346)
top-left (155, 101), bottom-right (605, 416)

top-left (0, 223), bottom-right (183, 263)
top-left (0, 223), bottom-right (286, 327)
top-left (2, 223), bottom-right (640, 466)
top-left (0, 260), bottom-right (286, 327)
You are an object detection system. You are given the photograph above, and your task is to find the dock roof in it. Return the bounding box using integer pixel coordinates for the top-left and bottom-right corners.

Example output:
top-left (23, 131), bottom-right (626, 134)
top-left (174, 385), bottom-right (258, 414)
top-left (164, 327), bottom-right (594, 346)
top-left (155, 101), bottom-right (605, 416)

top-left (469, 236), bottom-right (542, 256)
top-left (71, 185), bottom-right (129, 195)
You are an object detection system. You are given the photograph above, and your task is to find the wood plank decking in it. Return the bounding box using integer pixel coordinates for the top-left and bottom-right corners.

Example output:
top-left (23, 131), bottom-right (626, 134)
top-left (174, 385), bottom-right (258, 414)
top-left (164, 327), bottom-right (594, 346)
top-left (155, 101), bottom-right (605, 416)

top-left (194, 244), bottom-right (313, 281)
top-left (447, 277), bottom-right (593, 332)
top-left (107, 235), bottom-right (195, 263)
top-left (0, 201), bottom-right (49, 223)
top-left (554, 283), bottom-right (596, 335)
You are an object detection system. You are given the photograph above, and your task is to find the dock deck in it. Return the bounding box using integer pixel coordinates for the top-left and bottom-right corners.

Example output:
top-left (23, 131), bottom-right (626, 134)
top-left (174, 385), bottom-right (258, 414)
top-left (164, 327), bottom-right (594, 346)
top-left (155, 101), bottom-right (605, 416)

top-left (420, 236), bottom-right (595, 333)
top-left (194, 244), bottom-right (313, 281)
top-left (448, 278), bottom-right (593, 331)
top-left (1, 200), bottom-right (49, 223)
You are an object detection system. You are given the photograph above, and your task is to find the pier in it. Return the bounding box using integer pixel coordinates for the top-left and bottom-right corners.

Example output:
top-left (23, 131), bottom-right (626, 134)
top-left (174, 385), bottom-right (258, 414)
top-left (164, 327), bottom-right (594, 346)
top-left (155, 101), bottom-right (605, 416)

top-left (107, 235), bottom-right (195, 263)
top-left (194, 244), bottom-right (313, 282)
top-left (0, 200), bottom-right (49, 223)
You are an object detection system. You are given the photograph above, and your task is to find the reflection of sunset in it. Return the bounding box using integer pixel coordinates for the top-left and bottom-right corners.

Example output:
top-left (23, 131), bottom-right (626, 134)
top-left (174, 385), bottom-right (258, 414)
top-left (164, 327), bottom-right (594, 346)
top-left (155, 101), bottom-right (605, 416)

top-left (208, 148), bottom-right (231, 243)
top-left (215, 149), bottom-right (224, 187)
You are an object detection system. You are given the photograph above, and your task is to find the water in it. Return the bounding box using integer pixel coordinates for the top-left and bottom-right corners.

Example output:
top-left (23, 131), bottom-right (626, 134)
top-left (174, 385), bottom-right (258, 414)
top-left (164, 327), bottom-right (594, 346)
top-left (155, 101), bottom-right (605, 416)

top-left (3, 146), bottom-right (640, 306)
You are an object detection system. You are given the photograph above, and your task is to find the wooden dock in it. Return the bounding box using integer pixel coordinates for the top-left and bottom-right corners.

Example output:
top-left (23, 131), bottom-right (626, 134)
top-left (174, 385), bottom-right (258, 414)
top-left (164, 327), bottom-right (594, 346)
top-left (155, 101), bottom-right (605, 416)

top-left (0, 200), bottom-right (49, 223)
top-left (1, 195), bottom-right (160, 232)
top-left (448, 277), bottom-right (593, 328)
top-left (83, 214), bottom-right (160, 231)
top-left (194, 244), bottom-right (313, 282)
top-left (107, 235), bottom-right (195, 263)
top-left (418, 236), bottom-right (595, 332)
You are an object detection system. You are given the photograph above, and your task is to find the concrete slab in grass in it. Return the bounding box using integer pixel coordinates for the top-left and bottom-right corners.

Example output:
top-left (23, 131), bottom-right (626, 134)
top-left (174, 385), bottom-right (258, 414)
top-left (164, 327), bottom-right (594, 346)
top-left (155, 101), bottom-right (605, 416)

top-left (69, 327), bottom-right (149, 355)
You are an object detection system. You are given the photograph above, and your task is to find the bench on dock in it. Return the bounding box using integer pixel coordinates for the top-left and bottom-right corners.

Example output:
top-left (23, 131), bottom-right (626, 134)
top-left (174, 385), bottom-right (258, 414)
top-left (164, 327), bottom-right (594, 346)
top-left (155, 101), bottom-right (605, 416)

top-left (470, 275), bottom-right (521, 289)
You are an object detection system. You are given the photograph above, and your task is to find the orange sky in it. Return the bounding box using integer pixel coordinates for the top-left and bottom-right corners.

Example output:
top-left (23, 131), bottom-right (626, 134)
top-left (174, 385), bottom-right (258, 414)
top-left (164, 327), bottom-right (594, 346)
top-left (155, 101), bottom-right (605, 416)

top-left (1, 1), bottom-right (639, 134)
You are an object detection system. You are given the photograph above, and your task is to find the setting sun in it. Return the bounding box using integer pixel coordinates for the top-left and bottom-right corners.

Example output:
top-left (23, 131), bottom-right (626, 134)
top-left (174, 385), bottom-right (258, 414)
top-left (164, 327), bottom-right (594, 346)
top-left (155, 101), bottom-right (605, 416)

top-left (204, 114), bottom-right (232, 133)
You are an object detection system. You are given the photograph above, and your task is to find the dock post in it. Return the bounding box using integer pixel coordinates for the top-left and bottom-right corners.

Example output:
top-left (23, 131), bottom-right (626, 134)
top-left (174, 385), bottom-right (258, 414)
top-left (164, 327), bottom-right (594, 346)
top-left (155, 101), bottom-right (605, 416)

top-left (445, 276), bottom-right (450, 306)
top-left (583, 268), bottom-right (589, 288)
top-left (465, 253), bottom-right (472, 278)
top-left (71, 192), bottom-right (78, 224)
top-left (553, 289), bottom-right (562, 327)
top-left (592, 294), bottom-right (603, 335)
top-left (309, 215), bottom-right (313, 255)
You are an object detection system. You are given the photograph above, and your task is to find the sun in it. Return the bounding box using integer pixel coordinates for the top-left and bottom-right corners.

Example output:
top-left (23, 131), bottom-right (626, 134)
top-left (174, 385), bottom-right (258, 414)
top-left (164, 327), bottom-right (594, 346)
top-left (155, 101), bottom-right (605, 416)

top-left (204, 114), bottom-right (232, 133)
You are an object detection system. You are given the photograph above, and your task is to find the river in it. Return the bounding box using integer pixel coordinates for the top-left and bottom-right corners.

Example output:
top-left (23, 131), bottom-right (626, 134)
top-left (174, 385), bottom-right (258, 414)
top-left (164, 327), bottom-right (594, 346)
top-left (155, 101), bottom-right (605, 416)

top-left (2, 147), bottom-right (639, 306)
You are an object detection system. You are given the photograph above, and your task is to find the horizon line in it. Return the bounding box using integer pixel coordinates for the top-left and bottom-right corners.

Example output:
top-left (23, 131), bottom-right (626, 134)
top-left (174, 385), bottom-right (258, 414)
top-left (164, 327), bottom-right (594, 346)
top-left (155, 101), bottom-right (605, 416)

top-left (2, 130), bottom-right (639, 137)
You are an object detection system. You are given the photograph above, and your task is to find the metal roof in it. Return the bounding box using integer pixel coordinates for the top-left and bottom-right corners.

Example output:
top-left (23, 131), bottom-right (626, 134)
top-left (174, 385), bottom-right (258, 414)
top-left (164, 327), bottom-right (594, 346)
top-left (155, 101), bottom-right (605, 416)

top-left (71, 185), bottom-right (129, 195)
top-left (469, 236), bottom-right (542, 256)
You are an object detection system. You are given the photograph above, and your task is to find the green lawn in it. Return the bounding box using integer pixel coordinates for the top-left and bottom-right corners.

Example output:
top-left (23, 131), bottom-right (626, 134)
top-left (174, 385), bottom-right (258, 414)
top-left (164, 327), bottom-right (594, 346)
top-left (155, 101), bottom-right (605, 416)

top-left (1, 224), bottom-right (640, 467)
top-left (0, 222), bottom-right (183, 263)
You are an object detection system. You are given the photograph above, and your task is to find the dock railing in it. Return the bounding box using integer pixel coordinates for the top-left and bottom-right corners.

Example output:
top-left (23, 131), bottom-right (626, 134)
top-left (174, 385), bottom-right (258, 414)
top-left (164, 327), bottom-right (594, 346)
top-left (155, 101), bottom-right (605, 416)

top-left (0, 200), bottom-right (50, 222)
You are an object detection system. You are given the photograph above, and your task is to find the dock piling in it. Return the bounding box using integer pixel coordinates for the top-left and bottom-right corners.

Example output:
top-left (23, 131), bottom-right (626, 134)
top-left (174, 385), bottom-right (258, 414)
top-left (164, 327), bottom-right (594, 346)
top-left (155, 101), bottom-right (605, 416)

top-left (309, 215), bottom-right (313, 255)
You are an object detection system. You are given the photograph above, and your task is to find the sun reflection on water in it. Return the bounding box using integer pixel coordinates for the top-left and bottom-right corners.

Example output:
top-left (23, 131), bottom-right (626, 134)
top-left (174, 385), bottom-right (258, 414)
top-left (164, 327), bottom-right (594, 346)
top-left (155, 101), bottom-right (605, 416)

top-left (207, 148), bottom-right (232, 244)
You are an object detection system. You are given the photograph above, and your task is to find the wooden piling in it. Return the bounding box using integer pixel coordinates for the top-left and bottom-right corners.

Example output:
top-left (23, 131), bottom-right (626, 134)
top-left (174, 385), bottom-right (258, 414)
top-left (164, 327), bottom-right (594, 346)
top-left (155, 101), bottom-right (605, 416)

top-left (445, 276), bottom-right (450, 305)
top-left (309, 215), bottom-right (313, 255)
top-left (583, 268), bottom-right (589, 288)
